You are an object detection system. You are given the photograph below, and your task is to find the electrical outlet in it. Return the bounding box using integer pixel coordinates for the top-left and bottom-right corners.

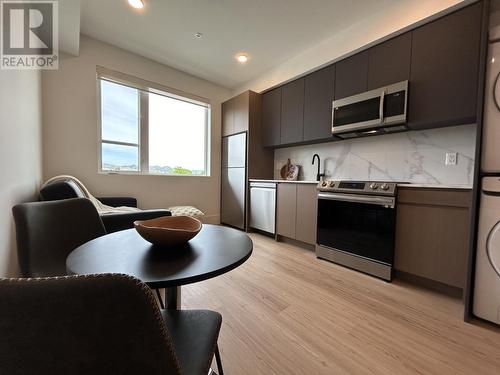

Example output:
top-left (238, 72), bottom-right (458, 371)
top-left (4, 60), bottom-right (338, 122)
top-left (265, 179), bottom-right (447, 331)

top-left (445, 152), bottom-right (458, 165)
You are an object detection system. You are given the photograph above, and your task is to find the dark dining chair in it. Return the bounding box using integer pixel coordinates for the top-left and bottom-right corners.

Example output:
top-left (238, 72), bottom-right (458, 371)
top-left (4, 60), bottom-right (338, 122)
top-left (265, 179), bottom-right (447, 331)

top-left (12, 197), bottom-right (169, 308)
top-left (12, 198), bottom-right (106, 277)
top-left (0, 274), bottom-right (224, 375)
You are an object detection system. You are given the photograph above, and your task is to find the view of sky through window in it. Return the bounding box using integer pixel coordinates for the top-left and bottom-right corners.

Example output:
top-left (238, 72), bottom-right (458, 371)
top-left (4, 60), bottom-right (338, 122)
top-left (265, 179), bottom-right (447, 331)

top-left (149, 93), bottom-right (207, 175)
top-left (101, 80), bottom-right (139, 144)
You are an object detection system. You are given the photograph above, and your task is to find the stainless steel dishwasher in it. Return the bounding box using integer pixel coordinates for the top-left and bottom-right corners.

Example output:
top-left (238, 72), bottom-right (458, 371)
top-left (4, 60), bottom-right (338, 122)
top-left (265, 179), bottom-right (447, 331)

top-left (249, 182), bottom-right (276, 235)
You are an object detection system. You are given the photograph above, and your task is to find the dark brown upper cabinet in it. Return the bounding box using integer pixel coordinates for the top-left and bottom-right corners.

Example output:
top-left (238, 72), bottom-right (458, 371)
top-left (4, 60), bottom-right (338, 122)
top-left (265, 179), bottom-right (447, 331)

top-left (262, 87), bottom-right (282, 147)
top-left (408, 2), bottom-right (483, 130)
top-left (222, 98), bottom-right (234, 137)
top-left (334, 50), bottom-right (368, 99)
top-left (303, 65), bottom-right (335, 142)
top-left (233, 91), bottom-right (249, 134)
top-left (281, 78), bottom-right (305, 145)
top-left (367, 32), bottom-right (412, 90)
top-left (222, 92), bottom-right (250, 136)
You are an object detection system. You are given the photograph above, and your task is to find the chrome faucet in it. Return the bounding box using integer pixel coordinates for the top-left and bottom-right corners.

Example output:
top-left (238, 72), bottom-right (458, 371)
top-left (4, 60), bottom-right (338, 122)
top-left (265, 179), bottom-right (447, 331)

top-left (312, 154), bottom-right (325, 182)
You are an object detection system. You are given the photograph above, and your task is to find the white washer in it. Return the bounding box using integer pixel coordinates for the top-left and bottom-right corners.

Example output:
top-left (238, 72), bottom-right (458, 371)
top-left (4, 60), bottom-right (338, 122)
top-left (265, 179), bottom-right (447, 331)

top-left (482, 26), bottom-right (500, 173)
top-left (474, 177), bottom-right (500, 323)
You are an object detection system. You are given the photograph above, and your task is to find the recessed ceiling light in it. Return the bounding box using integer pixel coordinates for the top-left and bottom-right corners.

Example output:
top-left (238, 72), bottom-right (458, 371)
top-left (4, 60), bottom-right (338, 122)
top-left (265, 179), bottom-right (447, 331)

top-left (236, 54), bottom-right (248, 64)
top-left (128, 0), bottom-right (144, 9)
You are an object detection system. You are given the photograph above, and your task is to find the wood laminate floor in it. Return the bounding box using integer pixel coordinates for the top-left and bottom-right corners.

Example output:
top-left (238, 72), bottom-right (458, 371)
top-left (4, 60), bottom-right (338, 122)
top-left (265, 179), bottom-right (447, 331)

top-left (182, 233), bottom-right (500, 375)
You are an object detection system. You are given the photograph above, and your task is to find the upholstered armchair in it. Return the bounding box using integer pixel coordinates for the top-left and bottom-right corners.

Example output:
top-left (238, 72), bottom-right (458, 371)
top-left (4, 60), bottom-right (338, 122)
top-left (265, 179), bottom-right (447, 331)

top-left (39, 179), bottom-right (171, 233)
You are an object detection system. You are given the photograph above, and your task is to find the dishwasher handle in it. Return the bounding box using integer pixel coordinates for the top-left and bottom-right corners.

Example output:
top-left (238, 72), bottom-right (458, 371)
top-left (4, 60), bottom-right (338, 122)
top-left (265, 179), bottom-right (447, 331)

top-left (250, 182), bottom-right (276, 189)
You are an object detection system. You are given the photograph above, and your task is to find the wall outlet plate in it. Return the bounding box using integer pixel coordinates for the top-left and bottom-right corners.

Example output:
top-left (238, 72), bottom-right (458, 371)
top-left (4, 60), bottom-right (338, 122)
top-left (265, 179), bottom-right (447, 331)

top-left (445, 152), bottom-right (458, 165)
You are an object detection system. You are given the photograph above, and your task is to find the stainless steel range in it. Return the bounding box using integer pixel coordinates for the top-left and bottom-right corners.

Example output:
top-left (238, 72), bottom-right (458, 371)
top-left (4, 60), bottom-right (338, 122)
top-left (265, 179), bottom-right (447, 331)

top-left (316, 180), bottom-right (398, 281)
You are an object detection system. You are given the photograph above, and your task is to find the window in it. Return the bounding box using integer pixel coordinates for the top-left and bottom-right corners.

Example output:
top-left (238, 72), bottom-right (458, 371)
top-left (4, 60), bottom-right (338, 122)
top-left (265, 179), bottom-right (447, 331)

top-left (100, 80), bottom-right (140, 172)
top-left (98, 72), bottom-right (210, 176)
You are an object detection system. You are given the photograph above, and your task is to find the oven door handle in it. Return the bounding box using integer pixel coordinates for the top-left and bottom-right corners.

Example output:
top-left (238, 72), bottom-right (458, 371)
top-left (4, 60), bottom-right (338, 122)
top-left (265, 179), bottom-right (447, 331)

top-left (318, 193), bottom-right (395, 208)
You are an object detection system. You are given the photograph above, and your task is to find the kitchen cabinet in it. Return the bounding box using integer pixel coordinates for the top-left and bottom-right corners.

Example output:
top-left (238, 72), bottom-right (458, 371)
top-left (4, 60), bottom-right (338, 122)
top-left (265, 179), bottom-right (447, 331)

top-left (247, 93), bottom-right (274, 180)
top-left (222, 91), bottom-right (250, 136)
top-left (233, 92), bottom-right (249, 134)
top-left (277, 183), bottom-right (297, 239)
top-left (295, 184), bottom-right (318, 244)
top-left (334, 50), bottom-right (368, 99)
top-left (280, 78), bottom-right (305, 145)
top-left (367, 32), bottom-right (412, 90)
top-left (262, 88), bottom-right (282, 147)
top-left (394, 188), bottom-right (472, 291)
top-left (276, 183), bottom-right (317, 245)
top-left (304, 65), bottom-right (335, 142)
top-left (222, 99), bottom-right (234, 137)
top-left (408, 2), bottom-right (482, 130)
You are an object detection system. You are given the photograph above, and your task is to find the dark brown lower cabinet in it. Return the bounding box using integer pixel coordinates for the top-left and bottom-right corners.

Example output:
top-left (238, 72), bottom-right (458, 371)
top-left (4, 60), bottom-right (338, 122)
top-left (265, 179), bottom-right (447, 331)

top-left (277, 183), bottom-right (297, 239)
top-left (276, 183), bottom-right (317, 245)
top-left (394, 188), bottom-right (472, 292)
top-left (296, 184), bottom-right (318, 244)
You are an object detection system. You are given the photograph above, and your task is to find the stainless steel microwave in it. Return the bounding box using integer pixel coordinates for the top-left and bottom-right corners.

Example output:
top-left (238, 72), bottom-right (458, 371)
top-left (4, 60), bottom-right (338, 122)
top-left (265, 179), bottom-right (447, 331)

top-left (331, 80), bottom-right (408, 137)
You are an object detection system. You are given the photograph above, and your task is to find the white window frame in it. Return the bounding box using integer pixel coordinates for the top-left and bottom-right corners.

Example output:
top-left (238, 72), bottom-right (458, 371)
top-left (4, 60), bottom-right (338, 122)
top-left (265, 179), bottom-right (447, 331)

top-left (96, 66), bottom-right (211, 177)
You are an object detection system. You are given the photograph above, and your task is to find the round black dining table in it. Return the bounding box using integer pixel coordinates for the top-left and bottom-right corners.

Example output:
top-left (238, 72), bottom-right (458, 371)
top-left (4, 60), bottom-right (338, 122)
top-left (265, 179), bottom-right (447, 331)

top-left (66, 224), bottom-right (253, 309)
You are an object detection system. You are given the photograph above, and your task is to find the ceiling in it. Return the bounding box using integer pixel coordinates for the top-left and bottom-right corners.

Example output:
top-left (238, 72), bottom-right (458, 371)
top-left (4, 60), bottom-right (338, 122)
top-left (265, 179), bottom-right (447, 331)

top-left (80, 0), bottom-right (399, 89)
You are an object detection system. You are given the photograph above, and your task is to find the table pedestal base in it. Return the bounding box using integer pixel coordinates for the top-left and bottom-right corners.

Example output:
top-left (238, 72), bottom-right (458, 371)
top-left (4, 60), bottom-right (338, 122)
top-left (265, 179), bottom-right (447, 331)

top-left (164, 286), bottom-right (181, 309)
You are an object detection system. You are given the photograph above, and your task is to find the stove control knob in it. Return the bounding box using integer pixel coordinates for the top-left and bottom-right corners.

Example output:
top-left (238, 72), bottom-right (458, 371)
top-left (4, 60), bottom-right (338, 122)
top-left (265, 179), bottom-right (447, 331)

top-left (322, 181), bottom-right (328, 187)
top-left (380, 183), bottom-right (390, 191)
top-left (329, 181), bottom-right (335, 187)
top-left (370, 183), bottom-right (379, 190)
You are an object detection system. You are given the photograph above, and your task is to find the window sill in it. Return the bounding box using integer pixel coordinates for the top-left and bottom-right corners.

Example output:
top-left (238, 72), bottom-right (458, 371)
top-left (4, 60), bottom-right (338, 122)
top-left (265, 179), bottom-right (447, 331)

top-left (98, 170), bottom-right (211, 178)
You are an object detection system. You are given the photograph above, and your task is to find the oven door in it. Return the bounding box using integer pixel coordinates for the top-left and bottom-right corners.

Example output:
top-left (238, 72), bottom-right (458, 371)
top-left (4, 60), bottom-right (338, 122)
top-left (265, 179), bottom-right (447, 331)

top-left (317, 192), bottom-right (396, 265)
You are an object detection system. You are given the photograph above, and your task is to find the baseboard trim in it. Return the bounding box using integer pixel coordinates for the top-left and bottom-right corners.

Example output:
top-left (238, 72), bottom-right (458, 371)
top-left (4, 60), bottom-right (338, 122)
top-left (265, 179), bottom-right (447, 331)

top-left (394, 270), bottom-right (463, 299)
top-left (276, 235), bottom-right (315, 252)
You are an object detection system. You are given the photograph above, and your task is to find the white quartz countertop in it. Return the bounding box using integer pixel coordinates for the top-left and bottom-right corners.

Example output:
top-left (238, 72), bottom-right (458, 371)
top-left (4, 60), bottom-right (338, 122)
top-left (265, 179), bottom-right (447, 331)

top-left (397, 183), bottom-right (472, 190)
top-left (249, 179), bottom-right (318, 185)
top-left (249, 179), bottom-right (472, 189)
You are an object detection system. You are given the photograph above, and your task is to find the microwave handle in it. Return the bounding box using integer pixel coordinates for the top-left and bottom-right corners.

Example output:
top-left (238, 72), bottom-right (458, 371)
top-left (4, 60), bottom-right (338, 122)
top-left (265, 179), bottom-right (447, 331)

top-left (331, 102), bottom-right (335, 129)
top-left (379, 90), bottom-right (385, 122)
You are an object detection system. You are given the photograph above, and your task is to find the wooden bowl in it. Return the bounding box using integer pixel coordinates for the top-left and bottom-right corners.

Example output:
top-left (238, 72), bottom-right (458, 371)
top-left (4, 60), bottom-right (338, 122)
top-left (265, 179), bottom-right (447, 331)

top-left (134, 216), bottom-right (202, 247)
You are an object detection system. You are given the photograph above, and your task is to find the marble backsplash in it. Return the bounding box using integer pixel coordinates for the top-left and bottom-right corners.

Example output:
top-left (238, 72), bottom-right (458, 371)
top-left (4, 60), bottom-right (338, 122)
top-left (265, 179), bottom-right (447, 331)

top-left (274, 124), bottom-right (476, 186)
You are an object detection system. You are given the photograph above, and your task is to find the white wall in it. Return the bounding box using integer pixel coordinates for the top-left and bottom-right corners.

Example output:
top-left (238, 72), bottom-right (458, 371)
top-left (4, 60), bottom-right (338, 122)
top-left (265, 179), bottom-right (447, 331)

top-left (0, 70), bottom-right (43, 277)
top-left (42, 36), bottom-right (231, 223)
top-left (234, 0), bottom-right (466, 94)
